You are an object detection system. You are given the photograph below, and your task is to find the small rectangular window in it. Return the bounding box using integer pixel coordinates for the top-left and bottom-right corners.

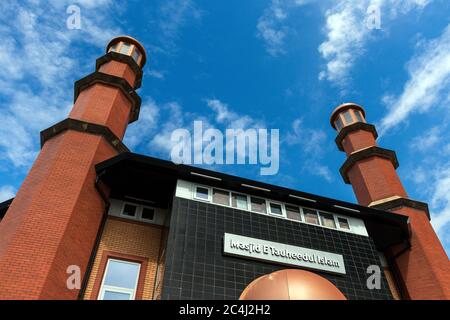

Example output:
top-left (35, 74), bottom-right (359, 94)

top-left (338, 217), bottom-right (350, 230)
top-left (285, 205), bottom-right (301, 221)
top-left (109, 43), bottom-right (118, 53)
top-left (354, 110), bottom-right (364, 122)
top-left (320, 212), bottom-right (336, 229)
top-left (122, 203), bottom-right (137, 217)
top-left (141, 207), bottom-right (155, 221)
top-left (343, 110), bottom-right (353, 125)
top-left (195, 186), bottom-right (210, 201)
top-left (250, 197), bottom-right (267, 214)
top-left (269, 203), bottom-right (283, 216)
top-left (99, 259), bottom-right (140, 300)
top-left (132, 47), bottom-right (141, 63)
top-left (232, 193), bottom-right (248, 210)
top-left (120, 43), bottom-right (131, 55)
top-left (335, 117), bottom-right (344, 131)
top-left (303, 208), bottom-right (319, 225)
top-left (212, 189), bottom-right (230, 206)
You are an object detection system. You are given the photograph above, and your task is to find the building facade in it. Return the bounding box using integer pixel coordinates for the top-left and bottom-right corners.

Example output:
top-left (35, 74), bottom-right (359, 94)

top-left (0, 36), bottom-right (448, 300)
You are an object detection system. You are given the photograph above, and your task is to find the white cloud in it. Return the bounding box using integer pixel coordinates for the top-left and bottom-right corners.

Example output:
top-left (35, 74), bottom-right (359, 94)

top-left (158, 0), bottom-right (202, 53)
top-left (428, 165), bottom-right (450, 248)
top-left (285, 118), bottom-right (334, 182)
top-left (410, 126), bottom-right (443, 152)
top-left (0, 185), bottom-right (15, 202)
top-left (0, 1), bottom-right (122, 168)
top-left (124, 100), bottom-right (160, 149)
top-left (147, 70), bottom-right (166, 79)
top-left (379, 23), bottom-right (450, 133)
top-left (318, 1), bottom-right (370, 84)
top-left (318, 0), bottom-right (432, 86)
top-left (286, 118), bottom-right (326, 153)
top-left (205, 99), bottom-right (264, 129)
top-left (256, 0), bottom-right (311, 56)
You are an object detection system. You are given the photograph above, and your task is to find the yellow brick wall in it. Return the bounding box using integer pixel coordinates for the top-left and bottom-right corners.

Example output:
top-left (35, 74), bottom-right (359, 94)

top-left (83, 217), bottom-right (164, 300)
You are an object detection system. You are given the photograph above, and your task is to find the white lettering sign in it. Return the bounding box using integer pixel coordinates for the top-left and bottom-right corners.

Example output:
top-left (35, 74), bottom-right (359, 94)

top-left (223, 233), bottom-right (346, 275)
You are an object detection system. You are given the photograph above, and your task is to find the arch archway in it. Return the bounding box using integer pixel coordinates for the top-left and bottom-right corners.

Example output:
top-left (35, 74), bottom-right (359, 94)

top-left (239, 269), bottom-right (346, 300)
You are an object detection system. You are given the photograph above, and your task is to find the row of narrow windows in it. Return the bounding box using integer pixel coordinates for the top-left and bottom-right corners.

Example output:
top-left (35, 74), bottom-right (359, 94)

top-left (192, 185), bottom-right (353, 232)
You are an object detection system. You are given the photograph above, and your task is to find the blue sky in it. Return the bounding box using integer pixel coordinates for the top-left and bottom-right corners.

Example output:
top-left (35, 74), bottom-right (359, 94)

top-left (1, 0), bottom-right (450, 254)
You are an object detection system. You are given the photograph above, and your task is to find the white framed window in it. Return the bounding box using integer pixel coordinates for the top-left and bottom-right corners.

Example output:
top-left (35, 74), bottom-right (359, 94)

top-left (319, 212), bottom-right (337, 229)
top-left (231, 193), bottom-right (248, 210)
top-left (194, 185), bottom-right (211, 202)
top-left (250, 197), bottom-right (267, 214)
top-left (343, 110), bottom-right (353, 125)
top-left (285, 204), bottom-right (302, 222)
top-left (268, 202), bottom-right (284, 217)
top-left (98, 259), bottom-right (141, 300)
top-left (141, 206), bottom-right (155, 222)
top-left (131, 47), bottom-right (141, 63)
top-left (303, 208), bottom-right (319, 225)
top-left (119, 42), bottom-right (132, 55)
top-left (335, 117), bottom-right (344, 131)
top-left (337, 216), bottom-right (351, 231)
top-left (121, 202), bottom-right (138, 218)
top-left (212, 188), bottom-right (230, 206)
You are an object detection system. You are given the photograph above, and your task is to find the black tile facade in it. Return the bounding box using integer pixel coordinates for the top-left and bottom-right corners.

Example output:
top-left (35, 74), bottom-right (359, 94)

top-left (161, 198), bottom-right (393, 300)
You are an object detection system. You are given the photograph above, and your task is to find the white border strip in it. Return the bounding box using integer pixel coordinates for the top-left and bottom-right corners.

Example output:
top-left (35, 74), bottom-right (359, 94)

top-left (241, 184), bottom-right (271, 192)
top-left (289, 194), bottom-right (317, 203)
top-left (190, 172), bottom-right (222, 181)
top-left (333, 205), bottom-right (360, 213)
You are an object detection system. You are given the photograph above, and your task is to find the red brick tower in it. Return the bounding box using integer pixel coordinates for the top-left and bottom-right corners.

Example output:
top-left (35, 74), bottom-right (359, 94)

top-left (0, 36), bottom-right (147, 299)
top-left (331, 103), bottom-right (450, 300)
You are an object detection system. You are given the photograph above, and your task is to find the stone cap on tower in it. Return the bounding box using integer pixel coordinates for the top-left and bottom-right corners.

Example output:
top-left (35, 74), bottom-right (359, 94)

top-left (106, 35), bottom-right (147, 68)
top-left (330, 102), bottom-right (366, 131)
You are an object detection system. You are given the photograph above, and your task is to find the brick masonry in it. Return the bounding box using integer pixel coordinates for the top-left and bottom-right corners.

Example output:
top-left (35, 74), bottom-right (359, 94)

top-left (83, 217), bottom-right (165, 300)
top-left (332, 104), bottom-right (450, 299)
top-left (0, 131), bottom-right (116, 299)
top-left (0, 49), bottom-right (140, 299)
top-left (161, 198), bottom-right (393, 300)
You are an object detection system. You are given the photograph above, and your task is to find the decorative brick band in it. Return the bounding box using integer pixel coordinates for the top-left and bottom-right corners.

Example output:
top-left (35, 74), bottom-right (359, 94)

top-left (370, 197), bottom-right (431, 220)
top-left (340, 146), bottom-right (399, 184)
top-left (40, 118), bottom-right (129, 153)
top-left (74, 71), bottom-right (141, 123)
top-left (335, 122), bottom-right (378, 151)
top-left (96, 52), bottom-right (143, 89)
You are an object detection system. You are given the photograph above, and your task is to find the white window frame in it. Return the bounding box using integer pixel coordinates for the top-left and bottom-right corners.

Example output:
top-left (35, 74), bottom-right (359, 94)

top-left (302, 207), bottom-right (320, 226)
top-left (98, 259), bottom-right (141, 300)
top-left (336, 215), bottom-right (352, 232)
top-left (268, 201), bottom-right (286, 218)
top-left (318, 211), bottom-right (338, 230)
top-left (231, 193), bottom-right (250, 211)
top-left (193, 185), bottom-right (212, 202)
top-left (120, 202), bottom-right (138, 219)
top-left (212, 187), bottom-right (231, 207)
top-left (285, 204), bottom-right (303, 222)
top-left (140, 206), bottom-right (156, 222)
top-left (249, 196), bottom-right (268, 215)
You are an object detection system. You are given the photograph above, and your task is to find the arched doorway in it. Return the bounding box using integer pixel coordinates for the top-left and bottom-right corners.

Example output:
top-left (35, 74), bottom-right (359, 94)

top-left (239, 269), bottom-right (346, 300)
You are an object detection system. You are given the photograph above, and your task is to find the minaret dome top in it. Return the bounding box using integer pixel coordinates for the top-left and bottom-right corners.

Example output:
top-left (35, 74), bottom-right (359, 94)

top-left (330, 102), bottom-right (366, 131)
top-left (106, 35), bottom-right (147, 68)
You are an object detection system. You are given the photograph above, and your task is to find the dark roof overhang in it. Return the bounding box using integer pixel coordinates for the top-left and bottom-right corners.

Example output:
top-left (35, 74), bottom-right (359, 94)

top-left (0, 198), bottom-right (13, 219)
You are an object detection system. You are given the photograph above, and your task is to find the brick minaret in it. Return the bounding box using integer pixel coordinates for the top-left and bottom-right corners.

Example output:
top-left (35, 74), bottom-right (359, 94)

top-left (0, 36), bottom-right (147, 299)
top-left (331, 103), bottom-right (450, 300)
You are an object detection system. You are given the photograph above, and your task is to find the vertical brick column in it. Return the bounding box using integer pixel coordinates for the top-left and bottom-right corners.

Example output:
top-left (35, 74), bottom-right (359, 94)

top-left (331, 103), bottom-right (450, 300)
top-left (0, 36), bottom-right (147, 299)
